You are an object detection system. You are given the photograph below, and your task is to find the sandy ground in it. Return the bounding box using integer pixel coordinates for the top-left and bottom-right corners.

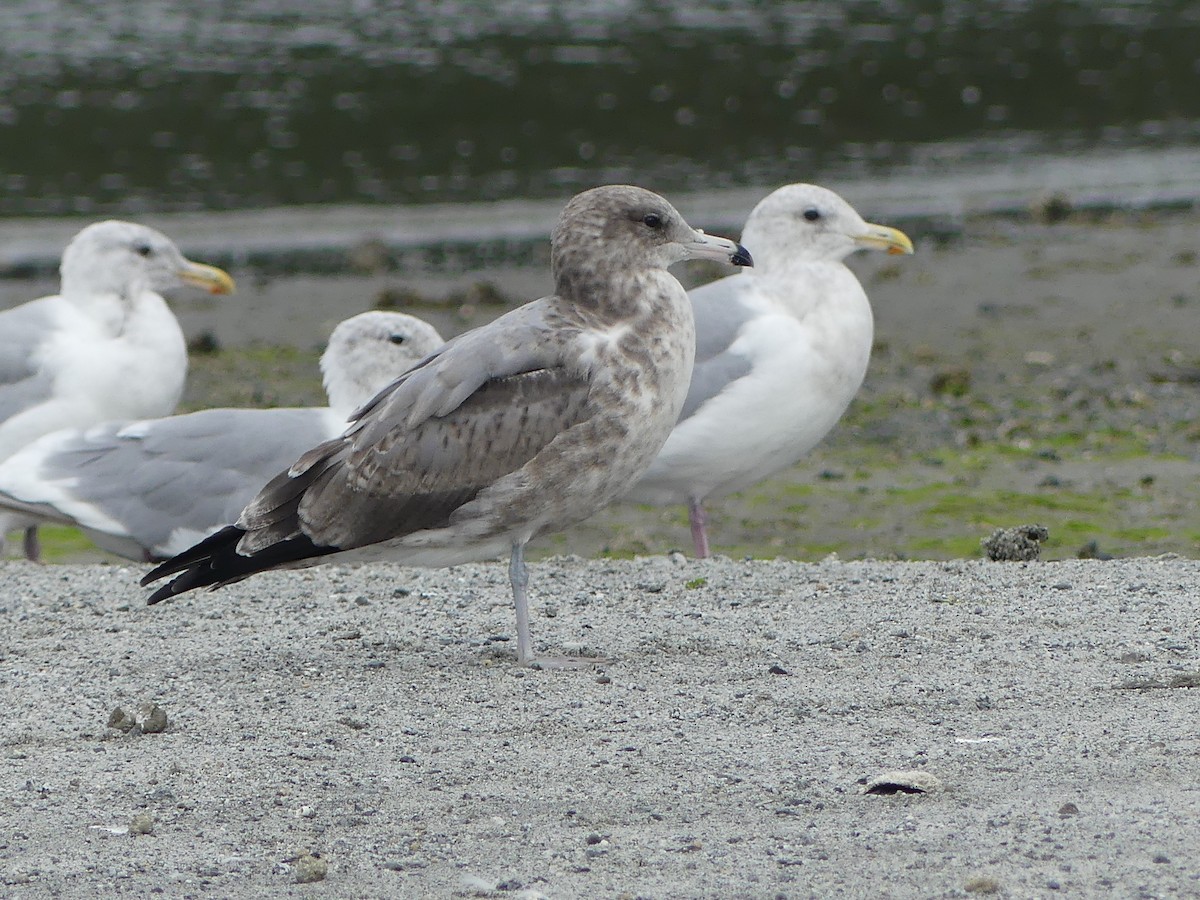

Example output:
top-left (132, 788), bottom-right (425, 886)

top-left (2, 554), bottom-right (1199, 898)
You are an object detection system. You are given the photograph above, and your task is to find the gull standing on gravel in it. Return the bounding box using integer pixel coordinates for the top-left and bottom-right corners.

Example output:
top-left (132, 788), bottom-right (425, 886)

top-left (0, 220), bottom-right (236, 559)
top-left (0, 311), bottom-right (443, 562)
top-left (141, 185), bottom-right (751, 667)
top-left (625, 184), bottom-right (913, 557)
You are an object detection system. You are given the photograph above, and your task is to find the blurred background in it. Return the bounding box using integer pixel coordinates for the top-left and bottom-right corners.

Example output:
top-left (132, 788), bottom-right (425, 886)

top-left (1, 0), bottom-right (1198, 216)
top-left (1, 0), bottom-right (1198, 561)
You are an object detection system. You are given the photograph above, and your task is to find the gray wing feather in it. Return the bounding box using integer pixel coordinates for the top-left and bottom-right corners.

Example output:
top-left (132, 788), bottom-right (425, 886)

top-left (0, 298), bottom-right (58, 421)
top-left (0, 372), bottom-right (55, 423)
top-left (349, 304), bottom-right (564, 431)
top-left (0, 298), bottom-right (56, 385)
top-left (237, 298), bottom-right (596, 552)
top-left (6, 408), bottom-right (336, 558)
top-left (677, 350), bottom-right (754, 423)
top-left (674, 273), bottom-right (759, 423)
top-left (689, 273), bottom-right (758, 363)
top-left (307, 368), bottom-right (591, 547)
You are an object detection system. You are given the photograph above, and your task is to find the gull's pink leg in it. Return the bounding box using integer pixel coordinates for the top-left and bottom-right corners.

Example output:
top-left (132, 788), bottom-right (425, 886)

top-left (23, 526), bottom-right (42, 563)
top-left (688, 497), bottom-right (710, 559)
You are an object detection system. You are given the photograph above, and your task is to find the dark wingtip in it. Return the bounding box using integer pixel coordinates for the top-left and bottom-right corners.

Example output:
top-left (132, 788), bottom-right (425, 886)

top-left (146, 582), bottom-right (176, 606)
top-left (732, 244), bottom-right (753, 267)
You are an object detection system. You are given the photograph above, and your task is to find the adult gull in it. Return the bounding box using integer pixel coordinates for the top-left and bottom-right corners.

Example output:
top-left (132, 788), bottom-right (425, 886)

top-left (625, 183), bottom-right (913, 557)
top-left (0, 220), bottom-right (236, 558)
top-left (142, 185), bottom-right (751, 667)
top-left (0, 311), bottom-right (443, 562)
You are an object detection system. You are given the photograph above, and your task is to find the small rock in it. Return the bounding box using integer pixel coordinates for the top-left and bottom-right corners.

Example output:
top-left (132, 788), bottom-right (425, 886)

top-left (129, 813), bottom-right (154, 835)
top-left (293, 853), bottom-right (327, 884)
top-left (964, 874), bottom-right (1001, 894)
top-left (768, 665), bottom-right (789, 676)
top-left (982, 524), bottom-right (1048, 562)
top-left (136, 702), bottom-right (169, 734)
top-left (1058, 802), bottom-right (1079, 817)
top-left (107, 707), bottom-right (136, 733)
top-left (862, 769), bottom-right (943, 795)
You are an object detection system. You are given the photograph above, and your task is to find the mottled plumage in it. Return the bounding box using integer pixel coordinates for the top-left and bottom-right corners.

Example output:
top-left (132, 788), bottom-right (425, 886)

top-left (143, 185), bottom-right (751, 667)
top-left (0, 312), bottom-right (441, 561)
top-left (626, 184), bottom-right (914, 557)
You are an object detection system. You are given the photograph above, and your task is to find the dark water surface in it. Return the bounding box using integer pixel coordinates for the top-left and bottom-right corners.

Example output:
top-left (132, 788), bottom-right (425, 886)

top-left (2, 0), bottom-right (1198, 217)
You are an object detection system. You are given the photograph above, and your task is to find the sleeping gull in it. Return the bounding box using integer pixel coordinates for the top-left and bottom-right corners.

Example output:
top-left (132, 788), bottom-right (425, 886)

top-left (0, 220), bottom-right (236, 559)
top-left (142, 185), bottom-right (752, 667)
top-left (0, 311), bottom-right (443, 562)
top-left (624, 183), bottom-right (913, 557)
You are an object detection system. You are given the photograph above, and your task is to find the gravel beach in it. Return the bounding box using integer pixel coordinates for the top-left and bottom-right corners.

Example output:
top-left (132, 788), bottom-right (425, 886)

top-left (3, 554), bottom-right (1198, 897)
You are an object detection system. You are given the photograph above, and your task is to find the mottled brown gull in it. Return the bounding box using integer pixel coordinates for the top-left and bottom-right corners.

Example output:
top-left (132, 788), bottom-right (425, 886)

top-left (142, 185), bottom-right (751, 666)
top-left (0, 220), bottom-right (236, 560)
top-left (0, 311), bottom-right (442, 562)
top-left (625, 184), bottom-right (913, 557)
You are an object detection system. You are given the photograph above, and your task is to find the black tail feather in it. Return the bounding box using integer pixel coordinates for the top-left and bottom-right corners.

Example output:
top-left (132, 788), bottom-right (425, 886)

top-left (142, 525), bottom-right (339, 605)
top-left (141, 524), bottom-right (245, 586)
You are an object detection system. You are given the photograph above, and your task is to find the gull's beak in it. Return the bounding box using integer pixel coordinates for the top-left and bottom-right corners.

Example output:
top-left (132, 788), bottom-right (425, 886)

top-left (683, 229), bottom-right (754, 268)
top-left (855, 222), bottom-right (914, 256)
top-left (178, 260), bottom-right (236, 295)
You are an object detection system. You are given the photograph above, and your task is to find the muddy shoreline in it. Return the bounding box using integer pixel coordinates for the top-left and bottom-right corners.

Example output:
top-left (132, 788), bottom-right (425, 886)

top-left (5, 198), bottom-right (1196, 564)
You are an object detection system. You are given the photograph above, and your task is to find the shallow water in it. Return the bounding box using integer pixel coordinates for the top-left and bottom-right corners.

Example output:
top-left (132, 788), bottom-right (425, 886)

top-left (1, 0), bottom-right (1198, 217)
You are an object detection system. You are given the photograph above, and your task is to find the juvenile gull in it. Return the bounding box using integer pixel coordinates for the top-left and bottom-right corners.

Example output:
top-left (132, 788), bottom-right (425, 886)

top-left (0, 312), bottom-right (442, 562)
top-left (142, 187), bottom-right (748, 667)
top-left (625, 184), bottom-right (913, 557)
top-left (0, 220), bottom-right (236, 559)
top-left (143, 187), bottom-right (750, 661)
top-left (142, 185), bottom-right (751, 666)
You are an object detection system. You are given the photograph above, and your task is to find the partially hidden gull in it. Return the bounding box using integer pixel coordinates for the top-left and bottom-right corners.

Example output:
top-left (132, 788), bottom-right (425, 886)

top-left (142, 185), bottom-right (751, 667)
top-left (0, 311), bottom-right (443, 562)
top-left (0, 220), bottom-right (236, 559)
top-left (624, 183), bottom-right (913, 557)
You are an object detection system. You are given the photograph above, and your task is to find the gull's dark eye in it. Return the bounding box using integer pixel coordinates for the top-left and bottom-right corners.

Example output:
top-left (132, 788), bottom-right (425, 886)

top-left (642, 213), bottom-right (663, 229)
top-left (134, 243), bottom-right (153, 257)
top-left (802, 208), bottom-right (821, 222)
top-left (388, 334), bottom-right (406, 345)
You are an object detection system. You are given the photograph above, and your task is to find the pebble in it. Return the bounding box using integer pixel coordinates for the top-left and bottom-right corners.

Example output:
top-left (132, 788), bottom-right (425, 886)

top-left (293, 853), bottom-right (327, 884)
top-left (107, 707), bottom-right (137, 733)
top-left (137, 702), bottom-right (169, 734)
top-left (981, 524), bottom-right (1049, 562)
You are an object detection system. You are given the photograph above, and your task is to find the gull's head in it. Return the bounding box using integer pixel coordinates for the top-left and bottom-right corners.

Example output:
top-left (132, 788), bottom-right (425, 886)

top-left (59, 220), bottom-right (236, 300)
top-left (552, 185), bottom-right (752, 289)
top-left (742, 184), bottom-right (914, 267)
top-left (321, 310), bottom-right (445, 413)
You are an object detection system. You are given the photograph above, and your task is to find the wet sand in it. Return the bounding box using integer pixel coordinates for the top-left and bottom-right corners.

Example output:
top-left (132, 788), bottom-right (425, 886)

top-left (3, 202), bottom-right (1198, 563)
